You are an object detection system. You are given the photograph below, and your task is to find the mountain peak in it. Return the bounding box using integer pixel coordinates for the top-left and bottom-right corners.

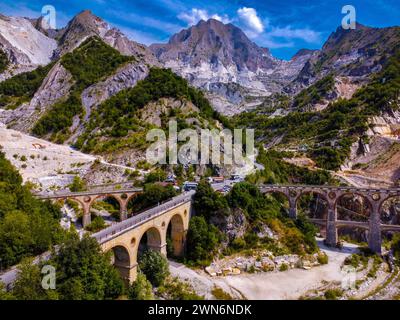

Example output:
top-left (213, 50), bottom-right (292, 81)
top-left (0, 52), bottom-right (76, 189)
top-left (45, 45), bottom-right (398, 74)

top-left (152, 18), bottom-right (276, 73)
top-left (291, 49), bottom-right (317, 60)
top-left (53, 10), bottom-right (158, 65)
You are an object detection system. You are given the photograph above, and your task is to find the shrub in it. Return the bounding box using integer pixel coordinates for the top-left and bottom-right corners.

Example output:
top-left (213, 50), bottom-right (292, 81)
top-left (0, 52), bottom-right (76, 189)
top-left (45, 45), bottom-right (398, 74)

top-left (69, 176), bottom-right (87, 192)
top-left (211, 286), bottom-right (234, 300)
top-left (84, 216), bottom-right (106, 232)
top-left (279, 263), bottom-right (289, 272)
top-left (157, 277), bottom-right (203, 300)
top-left (317, 252), bottom-right (329, 265)
top-left (186, 216), bottom-right (222, 266)
top-left (324, 288), bottom-right (343, 300)
top-left (128, 272), bottom-right (154, 300)
top-left (139, 250), bottom-right (169, 287)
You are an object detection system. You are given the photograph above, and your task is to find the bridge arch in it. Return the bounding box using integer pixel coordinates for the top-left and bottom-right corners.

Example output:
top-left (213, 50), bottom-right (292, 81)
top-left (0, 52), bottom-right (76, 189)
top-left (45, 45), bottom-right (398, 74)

top-left (137, 226), bottom-right (164, 260)
top-left (379, 195), bottom-right (400, 223)
top-left (262, 190), bottom-right (290, 202)
top-left (295, 191), bottom-right (329, 220)
top-left (335, 192), bottom-right (372, 222)
top-left (166, 213), bottom-right (185, 258)
top-left (92, 194), bottom-right (123, 209)
top-left (379, 195), bottom-right (400, 242)
top-left (108, 243), bottom-right (133, 282)
top-left (91, 194), bottom-right (122, 221)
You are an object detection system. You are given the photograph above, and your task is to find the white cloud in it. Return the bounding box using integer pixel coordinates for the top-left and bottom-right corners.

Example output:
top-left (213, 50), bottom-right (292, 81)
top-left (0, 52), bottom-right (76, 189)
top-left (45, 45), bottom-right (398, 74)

top-left (237, 7), bottom-right (264, 34)
top-left (177, 8), bottom-right (231, 26)
top-left (268, 26), bottom-right (321, 43)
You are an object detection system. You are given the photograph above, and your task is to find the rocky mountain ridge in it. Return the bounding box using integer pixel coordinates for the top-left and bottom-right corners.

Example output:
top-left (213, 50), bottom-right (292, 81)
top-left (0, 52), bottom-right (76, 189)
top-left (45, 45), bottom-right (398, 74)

top-left (150, 19), bottom-right (313, 113)
top-left (1, 10), bottom-right (399, 116)
top-left (0, 14), bottom-right (57, 80)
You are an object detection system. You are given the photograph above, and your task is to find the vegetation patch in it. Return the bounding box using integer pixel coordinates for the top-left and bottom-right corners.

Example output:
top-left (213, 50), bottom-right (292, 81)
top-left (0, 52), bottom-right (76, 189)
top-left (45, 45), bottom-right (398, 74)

top-left (0, 49), bottom-right (9, 74)
top-left (186, 180), bottom-right (321, 267)
top-left (293, 75), bottom-right (335, 110)
top-left (32, 36), bottom-right (133, 141)
top-left (0, 151), bottom-right (63, 269)
top-left (0, 63), bottom-right (54, 110)
top-left (75, 68), bottom-right (229, 152)
top-left (233, 50), bottom-right (400, 170)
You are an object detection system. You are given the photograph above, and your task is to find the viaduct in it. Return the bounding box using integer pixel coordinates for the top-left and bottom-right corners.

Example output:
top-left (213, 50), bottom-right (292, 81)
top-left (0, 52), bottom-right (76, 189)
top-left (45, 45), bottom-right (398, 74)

top-left (37, 184), bottom-right (400, 283)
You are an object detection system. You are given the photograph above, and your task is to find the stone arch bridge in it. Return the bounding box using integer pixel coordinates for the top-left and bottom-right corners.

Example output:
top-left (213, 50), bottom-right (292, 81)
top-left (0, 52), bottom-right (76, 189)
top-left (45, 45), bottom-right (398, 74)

top-left (38, 188), bottom-right (143, 227)
top-left (38, 190), bottom-right (193, 283)
top-left (260, 184), bottom-right (400, 253)
top-left (37, 185), bottom-right (400, 283)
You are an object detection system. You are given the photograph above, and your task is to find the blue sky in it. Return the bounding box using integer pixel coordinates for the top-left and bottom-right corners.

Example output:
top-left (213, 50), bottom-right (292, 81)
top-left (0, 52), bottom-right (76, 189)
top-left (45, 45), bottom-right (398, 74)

top-left (0, 0), bottom-right (399, 60)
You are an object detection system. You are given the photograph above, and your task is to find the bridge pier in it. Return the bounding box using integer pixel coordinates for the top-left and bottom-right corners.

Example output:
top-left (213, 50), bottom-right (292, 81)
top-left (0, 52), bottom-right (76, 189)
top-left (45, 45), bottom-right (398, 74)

top-left (289, 198), bottom-right (297, 219)
top-left (325, 202), bottom-right (338, 247)
top-left (82, 204), bottom-right (91, 228)
top-left (119, 200), bottom-right (128, 221)
top-left (368, 204), bottom-right (382, 254)
top-left (115, 262), bottom-right (138, 285)
top-left (171, 230), bottom-right (187, 258)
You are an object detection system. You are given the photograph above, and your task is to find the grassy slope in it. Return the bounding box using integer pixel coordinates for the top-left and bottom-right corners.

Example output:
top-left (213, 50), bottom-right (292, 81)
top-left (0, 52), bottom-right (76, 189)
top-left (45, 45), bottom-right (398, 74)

top-left (32, 36), bottom-right (133, 142)
top-left (234, 50), bottom-right (400, 171)
top-left (75, 68), bottom-right (229, 153)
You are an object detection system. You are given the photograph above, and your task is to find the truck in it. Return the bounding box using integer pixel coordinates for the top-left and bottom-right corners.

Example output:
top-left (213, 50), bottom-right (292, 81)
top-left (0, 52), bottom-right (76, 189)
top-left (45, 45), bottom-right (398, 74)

top-left (183, 181), bottom-right (198, 191)
top-left (210, 176), bottom-right (224, 183)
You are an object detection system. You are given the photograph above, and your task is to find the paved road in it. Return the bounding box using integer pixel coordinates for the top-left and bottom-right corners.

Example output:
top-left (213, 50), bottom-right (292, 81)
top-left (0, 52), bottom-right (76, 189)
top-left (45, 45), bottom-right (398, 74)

top-left (0, 250), bottom-right (53, 289)
top-left (93, 190), bottom-right (195, 243)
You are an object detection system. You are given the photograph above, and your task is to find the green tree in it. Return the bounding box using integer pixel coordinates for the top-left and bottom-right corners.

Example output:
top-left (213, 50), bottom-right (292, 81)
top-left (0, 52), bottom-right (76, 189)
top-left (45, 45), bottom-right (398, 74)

top-left (128, 272), bottom-right (154, 300)
top-left (0, 49), bottom-right (8, 74)
top-left (0, 283), bottom-right (15, 300)
top-left (186, 216), bottom-right (222, 265)
top-left (139, 250), bottom-right (169, 287)
top-left (144, 169), bottom-right (167, 184)
top-left (129, 184), bottom-right (176, 213)
top-left (193, 181), bottom-right (228, 220)
top-left (53, 234), bottom-right (124, 300)
top-left (12, 259), bottom-right (56, 300)
top-left (84, 216), bottom-right (106, 232)
top-left (69, 176), bottom-right (87, 192)
top-left (0, 151), bottom-right (63, 269)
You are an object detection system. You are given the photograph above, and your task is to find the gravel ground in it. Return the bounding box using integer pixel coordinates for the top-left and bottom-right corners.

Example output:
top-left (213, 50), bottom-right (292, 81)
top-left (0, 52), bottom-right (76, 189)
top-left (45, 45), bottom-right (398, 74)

top-left (170, 239), bottom-right (359, 300)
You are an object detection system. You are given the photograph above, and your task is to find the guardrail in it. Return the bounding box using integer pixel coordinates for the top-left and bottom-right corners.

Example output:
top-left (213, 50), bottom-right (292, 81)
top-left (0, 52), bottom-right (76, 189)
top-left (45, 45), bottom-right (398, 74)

top-left (93, 191), bottom-right (195, 244)
top-left (35, 188), bottom-right (143, 199)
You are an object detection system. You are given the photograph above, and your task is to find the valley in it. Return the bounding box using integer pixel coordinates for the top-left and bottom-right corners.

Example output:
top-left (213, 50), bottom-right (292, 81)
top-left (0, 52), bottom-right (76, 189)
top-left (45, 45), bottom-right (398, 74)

top-left (0, 4), bottom-right (399, 303)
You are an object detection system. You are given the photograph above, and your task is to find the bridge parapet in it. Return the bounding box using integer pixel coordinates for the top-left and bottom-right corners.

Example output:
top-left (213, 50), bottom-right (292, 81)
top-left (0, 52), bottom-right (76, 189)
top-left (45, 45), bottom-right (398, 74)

top-left (94, 191), bottom-right (194, 244)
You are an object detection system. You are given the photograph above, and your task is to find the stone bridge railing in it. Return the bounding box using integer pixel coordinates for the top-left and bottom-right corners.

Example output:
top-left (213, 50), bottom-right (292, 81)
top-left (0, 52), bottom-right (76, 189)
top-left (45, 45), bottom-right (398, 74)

top-left (93, 191), bottom-right (195, 244)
